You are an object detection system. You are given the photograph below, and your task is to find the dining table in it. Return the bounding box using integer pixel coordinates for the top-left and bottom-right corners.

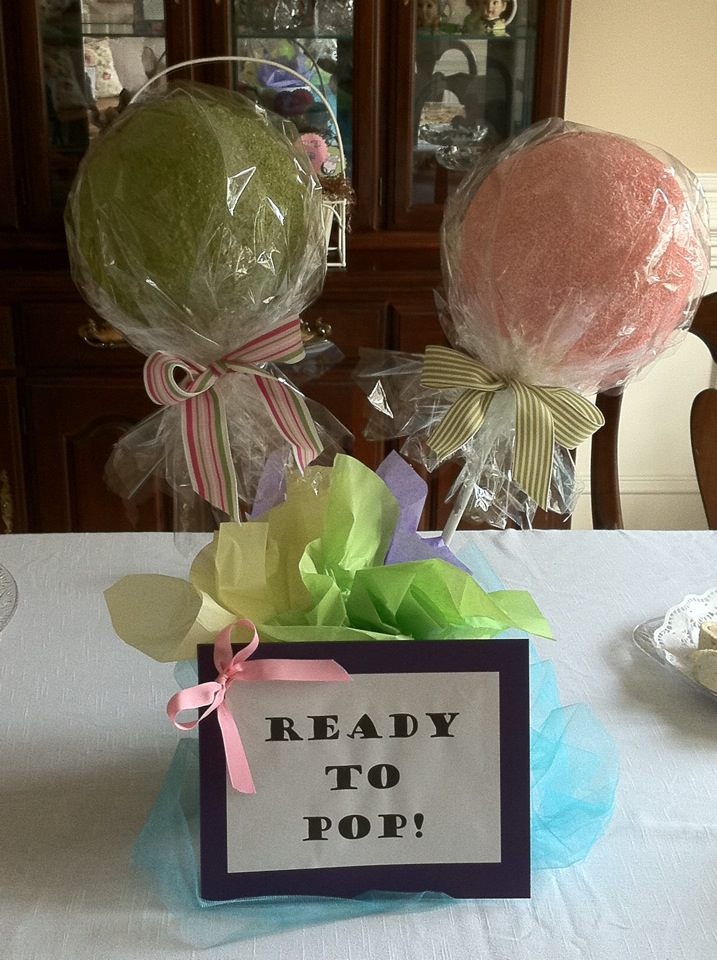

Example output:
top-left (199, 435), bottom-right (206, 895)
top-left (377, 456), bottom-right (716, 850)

top-left (1, 528), bottom-right (715, 960)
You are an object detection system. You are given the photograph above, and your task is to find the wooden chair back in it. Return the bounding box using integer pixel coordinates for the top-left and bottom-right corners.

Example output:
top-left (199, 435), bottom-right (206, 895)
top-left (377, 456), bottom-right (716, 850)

top-left (689, 292), bottom-right (717, 528)
top-left (591, 292), bottom-right (717, 530)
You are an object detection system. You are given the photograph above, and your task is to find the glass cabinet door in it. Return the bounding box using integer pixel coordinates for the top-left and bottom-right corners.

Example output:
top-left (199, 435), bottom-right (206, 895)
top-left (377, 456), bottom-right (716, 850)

top-left (38, 1), bottom-right (168, 210)
top-left (8, 0), bottom-right (566, 234)
top-left (230, 1), bottom-right (354, 180)
top-left (223, 0), bottom-right (383, 233)
top-left (390, 0), bottom-right (568, 230)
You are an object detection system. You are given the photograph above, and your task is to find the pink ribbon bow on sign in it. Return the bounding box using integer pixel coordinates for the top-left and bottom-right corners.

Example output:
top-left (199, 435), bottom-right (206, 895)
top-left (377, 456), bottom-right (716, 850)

top-left (166, 620), bottom-right (351, 793)
top-left (143, 317), bottom-right (323, 520)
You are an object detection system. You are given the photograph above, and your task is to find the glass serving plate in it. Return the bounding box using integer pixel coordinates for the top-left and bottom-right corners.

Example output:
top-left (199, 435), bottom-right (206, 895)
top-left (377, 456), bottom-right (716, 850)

top-left (0, 563), bottom-right (18, 632)
top-left (632, 586), bottom-right (717, 702)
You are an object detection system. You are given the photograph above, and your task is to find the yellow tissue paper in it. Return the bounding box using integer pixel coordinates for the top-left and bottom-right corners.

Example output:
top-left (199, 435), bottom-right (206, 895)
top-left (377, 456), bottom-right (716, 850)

top-left (105, 455), bottom-right (551, 661)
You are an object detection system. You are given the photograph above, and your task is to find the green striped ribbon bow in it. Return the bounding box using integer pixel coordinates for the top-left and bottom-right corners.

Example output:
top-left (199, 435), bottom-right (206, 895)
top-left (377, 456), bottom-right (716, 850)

top-left (421, 345), bottom-right (605, 509)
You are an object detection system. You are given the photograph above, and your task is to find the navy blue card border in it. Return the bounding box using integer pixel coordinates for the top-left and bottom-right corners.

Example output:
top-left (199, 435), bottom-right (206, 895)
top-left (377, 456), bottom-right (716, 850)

top-left (198, 638), bottom-right (530, 901)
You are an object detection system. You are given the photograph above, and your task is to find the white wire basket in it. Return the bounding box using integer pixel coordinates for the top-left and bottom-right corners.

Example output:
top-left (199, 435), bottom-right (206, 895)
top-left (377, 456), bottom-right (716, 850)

top-left (133, 55), bottom-right (348, 269)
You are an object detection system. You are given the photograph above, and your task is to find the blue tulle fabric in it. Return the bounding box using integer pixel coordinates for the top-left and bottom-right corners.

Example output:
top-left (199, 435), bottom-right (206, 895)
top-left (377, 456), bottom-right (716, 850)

top-left (456, 540), bottom-right (619, 870)
top-left (132, 534), bottom-right (618, 946)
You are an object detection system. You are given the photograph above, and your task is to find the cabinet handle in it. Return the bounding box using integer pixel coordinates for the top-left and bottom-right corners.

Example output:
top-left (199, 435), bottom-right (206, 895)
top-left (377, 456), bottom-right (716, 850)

top-left (0, 469), bottom-right (12, 535)
top-left (301, 316), bottom-right (333, 344)
top-left (78, 318), bottom-right (129, 349)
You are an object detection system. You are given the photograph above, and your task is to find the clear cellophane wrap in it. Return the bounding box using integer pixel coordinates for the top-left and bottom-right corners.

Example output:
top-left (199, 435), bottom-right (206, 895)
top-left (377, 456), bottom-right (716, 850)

top-left (65, 80), bottom-right (348, 521)
top-left (356, 119), bottom-right (711, 529)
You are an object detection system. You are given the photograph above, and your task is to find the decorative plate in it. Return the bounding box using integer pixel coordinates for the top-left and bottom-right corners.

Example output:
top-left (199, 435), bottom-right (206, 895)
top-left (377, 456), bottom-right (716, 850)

top-left (632, 587), bottom-right (717, 701)
top-left (0, 563), bottom-right (17, 633)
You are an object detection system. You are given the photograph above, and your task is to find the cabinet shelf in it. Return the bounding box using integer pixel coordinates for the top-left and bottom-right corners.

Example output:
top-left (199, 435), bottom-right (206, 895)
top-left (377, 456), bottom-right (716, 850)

top-left (235, 30), bottom-right (353, 42)
top-left (81, 21), bottom-right (164, 38)
top-left (417, 29), bottom-right (529, 41)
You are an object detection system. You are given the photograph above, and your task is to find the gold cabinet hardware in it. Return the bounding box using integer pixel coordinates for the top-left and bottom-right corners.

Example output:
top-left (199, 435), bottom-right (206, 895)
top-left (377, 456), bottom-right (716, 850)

top-left (300, 316), bottom-right (333, 345)
top-left (78, 318), bottom-right (128, 349)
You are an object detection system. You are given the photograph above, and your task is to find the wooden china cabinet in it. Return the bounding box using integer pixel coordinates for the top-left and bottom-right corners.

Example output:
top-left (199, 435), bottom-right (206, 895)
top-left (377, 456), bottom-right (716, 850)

top-left (0, 0), bottom-right (571, 533)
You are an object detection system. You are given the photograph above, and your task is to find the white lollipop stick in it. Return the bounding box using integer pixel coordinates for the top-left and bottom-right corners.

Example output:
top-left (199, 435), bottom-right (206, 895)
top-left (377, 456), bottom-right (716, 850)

top-left (441, 480), bottom-right (473, 547)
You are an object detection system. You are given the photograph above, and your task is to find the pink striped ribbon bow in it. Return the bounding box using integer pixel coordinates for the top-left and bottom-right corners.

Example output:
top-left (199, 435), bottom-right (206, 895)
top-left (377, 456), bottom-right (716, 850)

top-left (167, 620), bottom-right (351, 793)
top-left (143, 318), bottom-right (323, 520)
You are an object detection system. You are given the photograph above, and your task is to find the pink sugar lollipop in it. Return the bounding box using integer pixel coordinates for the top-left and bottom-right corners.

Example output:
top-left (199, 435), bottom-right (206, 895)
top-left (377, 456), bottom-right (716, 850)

top-left (445, 120), bottom-right (710, 392)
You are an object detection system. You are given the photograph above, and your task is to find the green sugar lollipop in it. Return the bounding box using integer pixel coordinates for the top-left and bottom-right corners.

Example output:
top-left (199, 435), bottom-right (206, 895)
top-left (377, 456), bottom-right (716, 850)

top-left (65, 82), bottom-right (326, 363)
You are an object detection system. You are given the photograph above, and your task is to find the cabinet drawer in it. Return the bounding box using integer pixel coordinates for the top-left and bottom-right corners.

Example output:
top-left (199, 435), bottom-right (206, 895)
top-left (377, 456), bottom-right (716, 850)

top-left (302, 301), bottom-right (385, 358)
top-left (391, 299), bottom-right (446, 354)
top-left (20, 299), bottom-right (385, 373)
top-left (19, 303), bottom-right (145, 372)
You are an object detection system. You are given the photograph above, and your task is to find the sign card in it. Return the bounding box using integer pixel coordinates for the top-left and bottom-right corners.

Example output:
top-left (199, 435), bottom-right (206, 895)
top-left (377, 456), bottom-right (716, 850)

top-left (198, 638), bottom-right (530, 901)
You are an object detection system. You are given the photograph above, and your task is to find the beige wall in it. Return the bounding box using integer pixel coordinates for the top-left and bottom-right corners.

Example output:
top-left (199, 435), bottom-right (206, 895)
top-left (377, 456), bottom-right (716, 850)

top-left (565, 0), bottom-right (717, 172)
top-left (564, 0), bottom-right (717, 529)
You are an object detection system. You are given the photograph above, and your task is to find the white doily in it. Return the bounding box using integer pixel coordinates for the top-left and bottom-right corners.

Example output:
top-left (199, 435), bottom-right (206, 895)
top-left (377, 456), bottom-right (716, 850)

top-left (632, 587), bottom-right (717, 701)
top-left (0, 563), bottom-right (17, 633)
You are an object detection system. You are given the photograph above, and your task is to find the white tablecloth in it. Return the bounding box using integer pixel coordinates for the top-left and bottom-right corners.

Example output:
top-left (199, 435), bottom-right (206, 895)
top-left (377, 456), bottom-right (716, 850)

top-left (1, 530), bottom-right (716, 959)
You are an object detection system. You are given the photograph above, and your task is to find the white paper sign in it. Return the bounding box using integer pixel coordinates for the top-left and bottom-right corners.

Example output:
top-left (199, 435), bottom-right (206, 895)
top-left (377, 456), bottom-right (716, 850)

top-left (224, 671), bottom-right (501, 873)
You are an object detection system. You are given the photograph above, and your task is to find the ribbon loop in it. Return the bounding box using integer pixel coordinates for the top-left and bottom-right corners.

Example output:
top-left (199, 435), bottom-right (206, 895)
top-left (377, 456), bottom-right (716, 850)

top-left (420, 344), bottom-right (605, 509)
top-left (169, 680), bottom-right (224, 731)
top-left (146, 356), bottom-right (204, 406)
top-left (422, 344), bottom-right (505, 394)
top-left (143, 317), bottom-right (323, 520)
top-left (166, 620), bottom-right (351, 793)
